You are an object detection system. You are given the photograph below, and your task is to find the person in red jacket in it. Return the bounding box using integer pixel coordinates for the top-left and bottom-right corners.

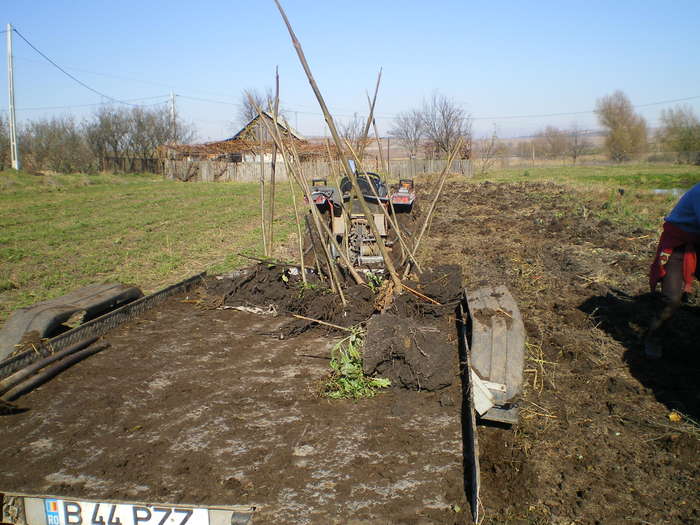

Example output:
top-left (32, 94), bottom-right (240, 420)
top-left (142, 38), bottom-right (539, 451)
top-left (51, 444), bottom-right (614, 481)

top-left (646, 182), bottom-right (700, 358)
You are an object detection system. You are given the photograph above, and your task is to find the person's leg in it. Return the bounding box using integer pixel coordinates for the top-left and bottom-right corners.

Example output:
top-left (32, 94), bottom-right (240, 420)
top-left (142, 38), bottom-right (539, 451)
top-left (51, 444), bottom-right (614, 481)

top-left (645, 249), bottom-right (685, 358)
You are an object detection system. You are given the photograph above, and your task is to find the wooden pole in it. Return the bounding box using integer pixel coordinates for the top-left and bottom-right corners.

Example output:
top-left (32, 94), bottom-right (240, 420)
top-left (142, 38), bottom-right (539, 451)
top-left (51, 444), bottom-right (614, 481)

top-left (249, 94), bottom-right (360, 296)
top-left (358, 68), bottom-right (382, 162)
top-left (325, 139), bottom-right (351, 263)
top-left (267, 66), bottom-right (280, 256)
top-left (402, 137), bottom-right (463, 278)
top-left (287, 172), bottom-right (307, 284)
top-left (343, 138), bottom-right (422, 273)
top-left (273, 0), bottom-right (402, 291)
top-left (387, 136), bottom-right (391, 179)
top-left (257, 123), bottom-right (268, 256)
top-left (288, 138), bottom-right (364, 286)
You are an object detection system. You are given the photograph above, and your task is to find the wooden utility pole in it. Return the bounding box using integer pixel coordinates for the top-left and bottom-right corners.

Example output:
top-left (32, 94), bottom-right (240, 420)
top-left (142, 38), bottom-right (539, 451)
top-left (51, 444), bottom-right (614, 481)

top-left (6, 24), bottom-right (20, 170)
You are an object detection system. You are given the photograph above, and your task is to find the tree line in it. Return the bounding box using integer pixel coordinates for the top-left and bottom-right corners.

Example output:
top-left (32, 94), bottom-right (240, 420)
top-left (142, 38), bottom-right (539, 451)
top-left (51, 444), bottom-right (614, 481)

top-left (0, 105), bottom-right (195, 173)
top-left (389, 90), bottom-right (700, 168)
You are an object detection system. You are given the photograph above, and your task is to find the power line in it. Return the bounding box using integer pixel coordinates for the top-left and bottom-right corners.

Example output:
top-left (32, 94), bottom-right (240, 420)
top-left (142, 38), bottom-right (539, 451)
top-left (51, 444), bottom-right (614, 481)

top-left (7, 25), bottom-right (700, 127)
top-left (0, 95), bottom-right (170, 113)
top-left (11, 28), bottom-right (151, 107)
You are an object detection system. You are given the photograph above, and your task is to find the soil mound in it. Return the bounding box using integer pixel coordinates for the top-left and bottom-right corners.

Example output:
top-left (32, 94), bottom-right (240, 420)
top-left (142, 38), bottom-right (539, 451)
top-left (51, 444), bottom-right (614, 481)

top-left (363, 313), bottom-right (454, 391)
top-left (207, 264), bottom-right (376, 334)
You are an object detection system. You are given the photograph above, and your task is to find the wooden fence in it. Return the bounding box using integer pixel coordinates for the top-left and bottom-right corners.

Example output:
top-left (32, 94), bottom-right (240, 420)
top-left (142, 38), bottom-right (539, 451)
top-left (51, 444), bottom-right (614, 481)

top-left (163, 158), bottom-right (473, 183)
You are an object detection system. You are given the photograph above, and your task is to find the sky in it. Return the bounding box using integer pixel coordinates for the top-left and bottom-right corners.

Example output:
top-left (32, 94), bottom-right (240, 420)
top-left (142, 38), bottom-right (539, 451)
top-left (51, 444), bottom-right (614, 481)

top-left (2, 0), bottom-right (700, 141)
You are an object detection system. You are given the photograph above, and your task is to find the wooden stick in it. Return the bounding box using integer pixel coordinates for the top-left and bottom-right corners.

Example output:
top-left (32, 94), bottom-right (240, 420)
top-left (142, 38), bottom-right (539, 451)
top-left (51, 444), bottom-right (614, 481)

top-left (287, 173), bottom-right (307, 283)
top-left (401, 283), bottom-right (441, 305)
top-left (358, 68), bottom-right (382, 161)
top-left (287, 138), bottom-right (363, 287)
top-left (267, 66), bottom-right (280, 256)
top-left (325, 139), bottom-right (350, 261)
top-left (273, 0), bottom-right (402, 291)
top-left (343, 138), bottom-right (422, 273)
top-left (256, 114), bottom-right (268, 256)
top-left (255, 103), bottom-right (345, 301)
top-left (292, 314), bottom-right (353, 332)
top-left (368, 99), bottom-right (388, 175)
top-left (402, 138), bottom-right (463, 278)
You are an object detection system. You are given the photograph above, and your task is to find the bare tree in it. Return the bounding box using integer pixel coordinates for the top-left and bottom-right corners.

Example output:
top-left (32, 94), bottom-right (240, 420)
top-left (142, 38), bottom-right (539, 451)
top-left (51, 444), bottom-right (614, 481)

top-left (475, 127), bottom-right (504, 174)
top-left (84, 106), bottom-right (130, 169)
top-left (389, 109), bottom-right (423, 157)
top-left (658, 104), bottom-right (700, 163)
top-left (420, 91), bottom-right (471, 155)
top-left (20, 116), bottom-right (93, 173)
top-left (235, 88), bottom-right (290, 132)
top-left (567, 123), bottom-right (591, 164)
top-left (595, 90), bottom-right (647, 162)
top-left (339, 112), bottom-right (367, 153)
top-left (85, 105), bottom-right (195, 171)
top-left (236, 88), bottom-right (270, 128)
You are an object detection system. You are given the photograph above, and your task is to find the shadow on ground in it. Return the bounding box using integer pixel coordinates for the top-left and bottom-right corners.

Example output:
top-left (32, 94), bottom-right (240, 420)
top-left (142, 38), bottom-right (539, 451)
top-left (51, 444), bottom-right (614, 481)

top-left (579, 290), bottom-right (700, 421)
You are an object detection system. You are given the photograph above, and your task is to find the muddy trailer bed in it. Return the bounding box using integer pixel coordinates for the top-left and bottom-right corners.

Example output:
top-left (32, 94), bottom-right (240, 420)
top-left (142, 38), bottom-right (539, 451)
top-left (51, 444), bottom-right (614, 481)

top-left (0, 290), bottom-right (469, 524)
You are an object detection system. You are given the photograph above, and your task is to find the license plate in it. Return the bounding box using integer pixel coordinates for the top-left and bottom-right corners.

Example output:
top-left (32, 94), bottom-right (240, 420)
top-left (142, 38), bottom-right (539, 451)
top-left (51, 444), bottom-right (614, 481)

top-left (44, 499), bottom-right (209, 525)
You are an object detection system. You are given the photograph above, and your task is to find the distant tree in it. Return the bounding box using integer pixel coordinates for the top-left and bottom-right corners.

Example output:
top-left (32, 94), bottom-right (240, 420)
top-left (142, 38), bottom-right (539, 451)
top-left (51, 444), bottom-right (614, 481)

top-left (20, 116), bottom-right (93, 173)
top-left (339, 112), bottom-right (367, 153)
top-left (84, 106), bottom-right (131, 169)
top-left (389, 109), bottom-right (424, 157)
top-left (566, 123), bottom-right (591, 164)
top-left (420, 91), bottom-right (471, 156)
top-left (658, 104), bottom-right (700, 163)
top-left (537, 126), bottom-right (568, 158)
top-left (475, 126), bottom-right (506, 174)
top-left (595, 90), bottom-right (647, 162)
top-left (85, 105), bottom-right (195, 170)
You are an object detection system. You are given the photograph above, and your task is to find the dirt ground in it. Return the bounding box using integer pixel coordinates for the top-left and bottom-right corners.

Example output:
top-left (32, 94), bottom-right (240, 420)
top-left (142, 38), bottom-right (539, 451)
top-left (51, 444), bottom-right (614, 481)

top-left (420, 181), bottom-right (699, 524)
top-left (1, 180), bottom-right (699, 524)
top-left (0, 294), bottom-right (468, 524)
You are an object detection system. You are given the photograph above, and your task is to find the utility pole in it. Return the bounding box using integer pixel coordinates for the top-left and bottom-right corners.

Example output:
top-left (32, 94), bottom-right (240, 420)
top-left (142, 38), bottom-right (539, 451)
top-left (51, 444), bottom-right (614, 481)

top-left (169, 91), bottom-right (177, 143)
top-left (7, 24), bottom-right (20, 170)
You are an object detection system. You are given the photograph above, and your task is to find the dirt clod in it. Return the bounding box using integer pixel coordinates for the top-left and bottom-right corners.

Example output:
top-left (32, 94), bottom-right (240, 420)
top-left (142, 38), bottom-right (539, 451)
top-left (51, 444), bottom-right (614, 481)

top-left (363, 313), bottom-right (454, 391)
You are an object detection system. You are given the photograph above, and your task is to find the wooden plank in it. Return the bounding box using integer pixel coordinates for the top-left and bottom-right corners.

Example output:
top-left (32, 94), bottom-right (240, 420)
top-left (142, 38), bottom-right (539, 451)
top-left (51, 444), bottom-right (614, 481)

top-left (464, 288), bottom-right (492, 379)
top-left (494, 285), bottom-right (526, 400)
top-left (482, 290), bottom-right (508, 403)
top-left (483, 405), bottom-right (519, 425)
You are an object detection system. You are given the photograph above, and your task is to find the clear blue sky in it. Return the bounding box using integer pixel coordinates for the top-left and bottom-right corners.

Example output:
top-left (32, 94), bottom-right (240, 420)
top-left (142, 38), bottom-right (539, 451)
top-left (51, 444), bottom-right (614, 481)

top-left (3, 0), bottom-right (700, 141)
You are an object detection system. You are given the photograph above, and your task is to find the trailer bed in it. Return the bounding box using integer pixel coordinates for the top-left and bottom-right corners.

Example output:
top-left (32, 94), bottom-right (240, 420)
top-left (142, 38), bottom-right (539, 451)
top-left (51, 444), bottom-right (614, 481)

top-left (0, 295), bottom-right (468, 524)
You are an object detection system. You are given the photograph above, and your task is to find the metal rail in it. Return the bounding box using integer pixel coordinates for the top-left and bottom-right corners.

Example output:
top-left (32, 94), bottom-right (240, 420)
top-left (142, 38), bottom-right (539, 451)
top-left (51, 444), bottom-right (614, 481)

top-left (0, 273), bottom-right (206, 380)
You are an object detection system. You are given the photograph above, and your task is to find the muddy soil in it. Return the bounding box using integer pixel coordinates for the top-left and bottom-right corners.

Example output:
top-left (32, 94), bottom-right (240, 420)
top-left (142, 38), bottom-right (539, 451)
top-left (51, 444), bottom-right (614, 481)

top-left (0, 296), bottom-right (468, 524)
top-left (363, 313), bottom-right (454, 391)
top-left (421, 180), bottom-right (699, 524)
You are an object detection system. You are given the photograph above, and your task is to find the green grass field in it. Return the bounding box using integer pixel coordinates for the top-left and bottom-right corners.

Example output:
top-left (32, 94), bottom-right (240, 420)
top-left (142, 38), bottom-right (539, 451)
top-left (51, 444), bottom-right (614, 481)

top-left (1, 163), bottom-right (699, 323)
top-left (474, 162), bottom-right (700, 189)
top-left (0, 171), bottom-right (296, 322)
